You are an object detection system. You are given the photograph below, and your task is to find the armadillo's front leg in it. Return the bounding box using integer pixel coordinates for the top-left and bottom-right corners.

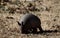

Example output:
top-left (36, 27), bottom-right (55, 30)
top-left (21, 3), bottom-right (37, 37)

top-left (38, 26), bottom-right (43, 33)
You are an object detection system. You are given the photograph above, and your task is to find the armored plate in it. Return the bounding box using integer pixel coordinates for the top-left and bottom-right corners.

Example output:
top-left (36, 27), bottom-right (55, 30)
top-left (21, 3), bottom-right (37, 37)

top-left (19, 14), bottom-right (41, 27)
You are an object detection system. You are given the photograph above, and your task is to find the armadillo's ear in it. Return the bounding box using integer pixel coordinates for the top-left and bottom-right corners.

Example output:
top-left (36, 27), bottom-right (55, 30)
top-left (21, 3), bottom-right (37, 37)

top-left (17, 21), bottom-right (21, 26)
top-left (21, 22), bottom-right (24, 26)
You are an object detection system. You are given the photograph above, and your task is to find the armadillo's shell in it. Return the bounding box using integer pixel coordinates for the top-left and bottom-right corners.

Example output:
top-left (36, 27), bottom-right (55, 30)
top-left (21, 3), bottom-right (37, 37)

top-left (19, 14), bottom-right (41, 26)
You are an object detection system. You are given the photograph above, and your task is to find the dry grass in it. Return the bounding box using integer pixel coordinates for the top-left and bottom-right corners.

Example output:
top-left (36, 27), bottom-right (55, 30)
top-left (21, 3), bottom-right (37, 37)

top-left (0, 0), bottom-right (60, 38)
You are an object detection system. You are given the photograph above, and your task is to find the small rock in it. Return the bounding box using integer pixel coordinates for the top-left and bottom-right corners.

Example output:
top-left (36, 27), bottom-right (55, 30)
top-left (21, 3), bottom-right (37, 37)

top-left (6, 17), bottom-right (14, 19)
top-left (53, 19), bottom-right (56, 21)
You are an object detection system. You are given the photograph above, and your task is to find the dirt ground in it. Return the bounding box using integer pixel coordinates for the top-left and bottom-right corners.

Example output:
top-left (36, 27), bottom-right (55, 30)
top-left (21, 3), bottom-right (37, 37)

top-left (0, 0), bottom-right (60, 38)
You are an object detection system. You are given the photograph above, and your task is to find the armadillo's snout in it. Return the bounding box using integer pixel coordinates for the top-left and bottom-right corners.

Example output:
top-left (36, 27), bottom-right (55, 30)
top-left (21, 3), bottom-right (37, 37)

top-left (17, 21), bottom-right (21, 25)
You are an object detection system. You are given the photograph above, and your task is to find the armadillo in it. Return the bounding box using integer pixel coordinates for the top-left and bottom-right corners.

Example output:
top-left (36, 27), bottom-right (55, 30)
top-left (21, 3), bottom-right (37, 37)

top-left (18, 13), bottom-right (43, 34)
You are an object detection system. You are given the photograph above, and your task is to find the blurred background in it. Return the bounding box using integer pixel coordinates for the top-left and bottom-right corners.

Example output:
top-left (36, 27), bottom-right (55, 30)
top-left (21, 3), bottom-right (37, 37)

top-left (0, 0), bottom-right (60, 38)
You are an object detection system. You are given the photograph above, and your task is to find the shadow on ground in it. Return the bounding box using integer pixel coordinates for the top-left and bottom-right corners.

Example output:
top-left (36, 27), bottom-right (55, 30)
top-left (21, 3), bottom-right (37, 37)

top-left (21, 30), bottom-right (60, 34)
